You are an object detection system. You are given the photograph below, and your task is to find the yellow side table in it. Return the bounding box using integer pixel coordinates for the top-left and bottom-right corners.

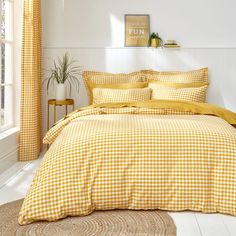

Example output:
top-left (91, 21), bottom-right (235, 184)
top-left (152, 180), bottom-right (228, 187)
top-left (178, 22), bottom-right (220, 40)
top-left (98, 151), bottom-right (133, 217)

top-left (47, 99), bottom-right (75, 131)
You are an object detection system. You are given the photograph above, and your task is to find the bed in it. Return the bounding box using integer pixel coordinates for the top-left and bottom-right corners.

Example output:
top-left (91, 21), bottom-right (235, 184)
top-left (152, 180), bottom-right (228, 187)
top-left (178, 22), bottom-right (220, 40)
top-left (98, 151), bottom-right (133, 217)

top-left (18, 100), bottom-right (236, 225)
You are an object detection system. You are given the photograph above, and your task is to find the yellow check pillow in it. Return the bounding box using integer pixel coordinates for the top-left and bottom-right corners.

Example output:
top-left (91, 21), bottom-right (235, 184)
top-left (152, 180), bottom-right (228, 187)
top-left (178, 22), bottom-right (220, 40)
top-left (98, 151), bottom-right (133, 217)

top-left (143, 68), bottom-right (208, 83)
top-left (93, 87), bottom-right (152, 104)
top-left (149, 81), bottom-right (209, 89)
top-left (83, 71), bottom-right (146, 104)
top-left (88, 81), bottom-right (148, 104)
top-left (151, 85), bottom-right (208, 103)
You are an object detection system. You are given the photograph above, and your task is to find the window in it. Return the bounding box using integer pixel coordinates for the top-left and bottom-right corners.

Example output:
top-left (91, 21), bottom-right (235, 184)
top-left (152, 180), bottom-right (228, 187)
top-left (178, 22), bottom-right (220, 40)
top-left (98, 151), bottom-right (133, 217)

top-left (0, 0), bottom-right (14, 132)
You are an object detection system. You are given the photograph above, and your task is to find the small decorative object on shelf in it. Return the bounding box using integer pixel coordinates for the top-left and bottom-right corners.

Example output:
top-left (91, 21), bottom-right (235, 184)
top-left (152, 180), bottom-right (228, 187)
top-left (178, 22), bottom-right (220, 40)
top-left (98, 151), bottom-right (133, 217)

top-left (45, 52), bottom-right (82, 101)
top-left (125, 15), bottom-right (150, 47)
top-left (163, 40), bottom-right (180, 48)
top-left (149, 32), bottom-right (163, 48)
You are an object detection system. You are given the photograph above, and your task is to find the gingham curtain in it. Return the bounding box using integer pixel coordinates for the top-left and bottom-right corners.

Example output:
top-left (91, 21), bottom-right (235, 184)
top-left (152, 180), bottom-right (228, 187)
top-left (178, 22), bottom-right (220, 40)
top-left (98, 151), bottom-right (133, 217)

top-left (19, 0), bottom-right (42, 161)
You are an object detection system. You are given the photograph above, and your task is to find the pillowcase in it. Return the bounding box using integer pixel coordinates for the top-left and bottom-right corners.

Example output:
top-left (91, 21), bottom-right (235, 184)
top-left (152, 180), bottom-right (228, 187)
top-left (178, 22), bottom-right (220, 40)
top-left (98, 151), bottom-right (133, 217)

top-left (88, 81), bottom-right (148, 103)
top-left (151, 85), bottom-right (208, 103)
top-left (143, 68), bottom-right (208, 83)
top-left (148, 81), bottom-right (209, 89)
top-left (83, 71), bottom-right (146, 104)
top-left (92, 87), bottom-right (152, 105)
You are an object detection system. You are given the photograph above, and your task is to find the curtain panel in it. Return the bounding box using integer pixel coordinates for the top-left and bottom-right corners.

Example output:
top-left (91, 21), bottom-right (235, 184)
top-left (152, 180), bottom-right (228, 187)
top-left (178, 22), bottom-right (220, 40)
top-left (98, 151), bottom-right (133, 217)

top-left (19, 0), bottom-right (42, 161)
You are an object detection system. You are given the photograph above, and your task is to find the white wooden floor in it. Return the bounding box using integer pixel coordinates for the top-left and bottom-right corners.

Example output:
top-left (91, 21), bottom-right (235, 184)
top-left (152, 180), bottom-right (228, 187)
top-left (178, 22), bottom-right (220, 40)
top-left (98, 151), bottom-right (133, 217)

top-left (0, 155), bottom-right (236, 236)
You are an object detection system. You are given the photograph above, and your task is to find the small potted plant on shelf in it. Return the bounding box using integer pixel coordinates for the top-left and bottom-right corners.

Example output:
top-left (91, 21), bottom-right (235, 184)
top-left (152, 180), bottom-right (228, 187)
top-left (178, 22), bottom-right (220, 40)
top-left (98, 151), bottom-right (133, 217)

top-left (45, 52), bottom-right (82, 101)
top-left (150, 32), bottom-right (163, 48)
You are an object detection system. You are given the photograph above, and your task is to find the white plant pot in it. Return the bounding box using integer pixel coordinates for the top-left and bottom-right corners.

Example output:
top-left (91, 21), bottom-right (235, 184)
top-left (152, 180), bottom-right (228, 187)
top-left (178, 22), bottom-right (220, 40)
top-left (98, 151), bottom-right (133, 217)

top-left (56, 83), bottom-right (66, 101)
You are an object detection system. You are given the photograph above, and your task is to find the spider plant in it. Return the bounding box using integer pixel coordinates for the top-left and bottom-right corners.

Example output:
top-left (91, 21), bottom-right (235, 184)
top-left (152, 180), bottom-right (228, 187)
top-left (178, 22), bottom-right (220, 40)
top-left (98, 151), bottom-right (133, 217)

top-left (45, 52), bottom-right (82, 96)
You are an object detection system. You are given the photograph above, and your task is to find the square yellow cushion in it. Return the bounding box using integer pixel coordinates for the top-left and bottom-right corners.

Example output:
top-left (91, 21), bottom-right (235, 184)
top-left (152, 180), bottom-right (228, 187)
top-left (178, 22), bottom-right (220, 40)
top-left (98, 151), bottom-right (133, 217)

top-left (92, 87), bottom-right (152, 105)
top-left (151, 85), bottom-right (208, 103)
top-left (83, 71), bottom-right (146, 104)
top-left (143, 68), bottom-right (208, 83)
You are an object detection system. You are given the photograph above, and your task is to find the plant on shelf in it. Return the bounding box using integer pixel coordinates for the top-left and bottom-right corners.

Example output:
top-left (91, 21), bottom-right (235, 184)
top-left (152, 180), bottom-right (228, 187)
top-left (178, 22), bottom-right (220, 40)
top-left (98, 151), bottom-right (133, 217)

top-left (149, 32), bottom-right (163, 48)
top-left (45, 52), bottom-right (82, 101)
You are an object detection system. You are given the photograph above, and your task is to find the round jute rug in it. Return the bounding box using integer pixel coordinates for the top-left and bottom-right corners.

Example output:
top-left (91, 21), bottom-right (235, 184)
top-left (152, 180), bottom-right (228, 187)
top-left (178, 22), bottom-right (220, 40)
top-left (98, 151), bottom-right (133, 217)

top-left (0, 199), bottom-right (176, 236)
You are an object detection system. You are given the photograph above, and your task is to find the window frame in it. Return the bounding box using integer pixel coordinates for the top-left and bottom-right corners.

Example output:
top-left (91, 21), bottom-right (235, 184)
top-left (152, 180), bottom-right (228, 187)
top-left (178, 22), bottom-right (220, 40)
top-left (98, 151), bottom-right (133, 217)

top-left (0, 0), bottom-right (15, 133)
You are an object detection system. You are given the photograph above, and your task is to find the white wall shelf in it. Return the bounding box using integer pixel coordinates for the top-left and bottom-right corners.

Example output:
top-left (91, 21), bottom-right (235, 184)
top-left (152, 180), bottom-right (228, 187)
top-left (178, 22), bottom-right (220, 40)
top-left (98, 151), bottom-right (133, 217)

top-left (43, 46), bottom-right (236, 50)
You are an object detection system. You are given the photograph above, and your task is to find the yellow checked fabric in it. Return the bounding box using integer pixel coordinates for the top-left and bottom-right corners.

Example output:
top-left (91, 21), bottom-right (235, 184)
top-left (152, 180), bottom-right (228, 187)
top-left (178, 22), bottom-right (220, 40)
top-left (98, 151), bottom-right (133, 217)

top-left (83, 71), bottom-right (146, 104)
top-left (19, 0), bottom-right (42, 161)
top-left (92, 88), bottom-right (152, 104)
top-left (88, 74), bottom-right (145, 84)
top-left (143, 68), bottom-right (208, 83)
top-left (151, 85), bottom-right (208, 103)
top-left (19, 103), bottom-right (236, 225)
top-left (91, 82), bottom-right (148, 89)
top-left (88, 82), bottom-right (148, 104)
top-left (148, 81), bottom-right (209, 89)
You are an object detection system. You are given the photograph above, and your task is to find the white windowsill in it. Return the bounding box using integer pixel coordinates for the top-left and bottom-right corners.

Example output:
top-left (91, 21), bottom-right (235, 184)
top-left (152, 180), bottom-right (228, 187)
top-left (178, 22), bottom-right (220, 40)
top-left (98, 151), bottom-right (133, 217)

top-left (0, 127), bottom-right (20, 140)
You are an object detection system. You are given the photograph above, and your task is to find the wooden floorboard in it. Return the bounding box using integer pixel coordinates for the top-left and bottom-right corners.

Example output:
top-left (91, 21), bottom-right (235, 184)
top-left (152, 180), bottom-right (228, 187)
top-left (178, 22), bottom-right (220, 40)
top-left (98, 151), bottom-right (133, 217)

top-left (195, 212), bottom-right (230, 236)
top-left (220, 214), bottom-right (236, 236)
top-left (170, 212), bottom-right (202, 236)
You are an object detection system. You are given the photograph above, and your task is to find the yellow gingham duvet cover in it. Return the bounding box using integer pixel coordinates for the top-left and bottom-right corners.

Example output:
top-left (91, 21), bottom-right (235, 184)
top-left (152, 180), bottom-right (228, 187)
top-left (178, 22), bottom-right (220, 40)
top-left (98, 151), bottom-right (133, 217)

top-left (19, 101), bottom-right (236, 225)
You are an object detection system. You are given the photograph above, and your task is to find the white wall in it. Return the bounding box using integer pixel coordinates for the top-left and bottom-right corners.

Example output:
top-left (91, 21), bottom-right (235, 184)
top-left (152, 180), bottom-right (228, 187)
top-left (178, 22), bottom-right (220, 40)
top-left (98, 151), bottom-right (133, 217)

top-left (42, 0), bottom-right (236, 48)
top-left (41, 0), bottom-right (236, 136)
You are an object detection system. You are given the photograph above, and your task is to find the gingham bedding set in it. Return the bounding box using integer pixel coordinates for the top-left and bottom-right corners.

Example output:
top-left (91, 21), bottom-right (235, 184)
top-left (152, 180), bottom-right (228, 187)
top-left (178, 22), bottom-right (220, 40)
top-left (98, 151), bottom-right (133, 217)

top-left (19, 100), bottom-right (236, 225)
top-left (151, 85), bottom-right (208, 103)
top-left (92, 87), bottom-right (152, 104)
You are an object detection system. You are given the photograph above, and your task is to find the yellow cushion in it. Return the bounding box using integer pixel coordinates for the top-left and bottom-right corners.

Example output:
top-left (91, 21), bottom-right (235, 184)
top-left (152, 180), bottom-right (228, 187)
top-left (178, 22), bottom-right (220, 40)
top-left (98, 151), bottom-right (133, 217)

top-left (149, 81), bottom-right (209, 89)
top-left (93, 87), bottom-right (152, 105)
top-left (151, 85), bottom-right (208, 103)
top-left (143, 68), bottom-right (208, 83)
top-left (88, 81), bottom-right (148, 103)
top-left (83, 71), bottom-right (146, 104)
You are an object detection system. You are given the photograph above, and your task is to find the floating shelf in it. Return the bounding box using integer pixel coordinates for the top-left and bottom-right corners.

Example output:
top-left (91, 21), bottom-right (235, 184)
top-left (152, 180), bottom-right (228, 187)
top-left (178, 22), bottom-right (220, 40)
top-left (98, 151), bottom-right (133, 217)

top-left (163, 44), bottom-right (180, 48)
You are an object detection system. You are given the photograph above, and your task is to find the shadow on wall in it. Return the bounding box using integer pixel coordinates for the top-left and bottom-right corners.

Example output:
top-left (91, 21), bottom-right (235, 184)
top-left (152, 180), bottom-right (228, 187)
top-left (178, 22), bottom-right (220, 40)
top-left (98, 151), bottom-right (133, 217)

top-left (148, 48), bottom-right (227, 108)
top-left (42, 0), bottom-right (114, 48)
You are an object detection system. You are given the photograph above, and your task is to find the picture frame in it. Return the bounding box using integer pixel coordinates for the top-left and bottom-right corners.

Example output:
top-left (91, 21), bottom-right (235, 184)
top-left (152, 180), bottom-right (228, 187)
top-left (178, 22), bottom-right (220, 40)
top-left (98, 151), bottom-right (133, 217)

top-left (125, 14), bottom-right (150, 47)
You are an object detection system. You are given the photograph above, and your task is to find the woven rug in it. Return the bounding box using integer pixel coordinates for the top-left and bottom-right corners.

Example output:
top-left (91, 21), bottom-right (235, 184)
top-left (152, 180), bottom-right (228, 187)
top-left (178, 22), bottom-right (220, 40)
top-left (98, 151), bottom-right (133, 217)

top-left (0, 199), bottom-right (176, 236)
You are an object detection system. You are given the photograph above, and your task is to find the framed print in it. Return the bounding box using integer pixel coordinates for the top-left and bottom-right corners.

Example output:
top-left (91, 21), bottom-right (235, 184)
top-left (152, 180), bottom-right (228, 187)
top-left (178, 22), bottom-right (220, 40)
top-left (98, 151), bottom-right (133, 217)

top-left (125, 14), bottom-right (150, 47)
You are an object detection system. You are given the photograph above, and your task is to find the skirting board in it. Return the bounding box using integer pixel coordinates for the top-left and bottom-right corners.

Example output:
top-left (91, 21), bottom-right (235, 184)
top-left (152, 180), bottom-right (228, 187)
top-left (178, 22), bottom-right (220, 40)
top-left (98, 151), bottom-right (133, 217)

top-left (0, 145), bottom-right (19, 175)
top-left (0, 128), bottom-right (20, 176)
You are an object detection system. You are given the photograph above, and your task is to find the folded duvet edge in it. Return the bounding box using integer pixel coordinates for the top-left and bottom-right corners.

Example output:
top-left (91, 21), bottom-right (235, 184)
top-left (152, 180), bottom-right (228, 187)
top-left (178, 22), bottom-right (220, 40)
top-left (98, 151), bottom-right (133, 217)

top-left (69, 100), bottom-right (236, 125)
top-left (43, 100), bottom-right (236, 145)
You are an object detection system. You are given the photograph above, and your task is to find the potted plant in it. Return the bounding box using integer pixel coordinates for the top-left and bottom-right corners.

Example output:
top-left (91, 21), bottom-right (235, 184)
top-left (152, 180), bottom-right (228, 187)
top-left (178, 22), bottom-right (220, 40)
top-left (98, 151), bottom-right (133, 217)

top-left (150, 32), bottom-right (163, 48)
top-left (45, 53), bottom-right (82, 101)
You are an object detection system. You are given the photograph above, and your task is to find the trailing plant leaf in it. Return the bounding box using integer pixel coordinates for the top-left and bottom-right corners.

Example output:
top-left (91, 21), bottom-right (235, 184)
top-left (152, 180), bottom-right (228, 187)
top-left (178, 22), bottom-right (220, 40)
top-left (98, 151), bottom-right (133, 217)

top-left (150, 33), bottom-right (158, 39)
top-left (67, 79), bottom-right (72, 97)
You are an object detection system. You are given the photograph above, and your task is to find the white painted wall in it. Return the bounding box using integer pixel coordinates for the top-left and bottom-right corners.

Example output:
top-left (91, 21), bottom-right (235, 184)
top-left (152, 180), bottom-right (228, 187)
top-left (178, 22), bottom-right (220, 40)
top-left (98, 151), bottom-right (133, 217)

top-left (42, 0), bottom-right (236, 48)
top-left (41, 0), bottom-right (236, 136)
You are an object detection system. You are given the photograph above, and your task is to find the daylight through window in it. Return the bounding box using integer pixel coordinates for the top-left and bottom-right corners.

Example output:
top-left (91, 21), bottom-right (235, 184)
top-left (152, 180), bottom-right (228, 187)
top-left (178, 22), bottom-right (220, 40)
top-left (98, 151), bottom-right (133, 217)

top-left (0, 0), bottom-right (13, 132)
